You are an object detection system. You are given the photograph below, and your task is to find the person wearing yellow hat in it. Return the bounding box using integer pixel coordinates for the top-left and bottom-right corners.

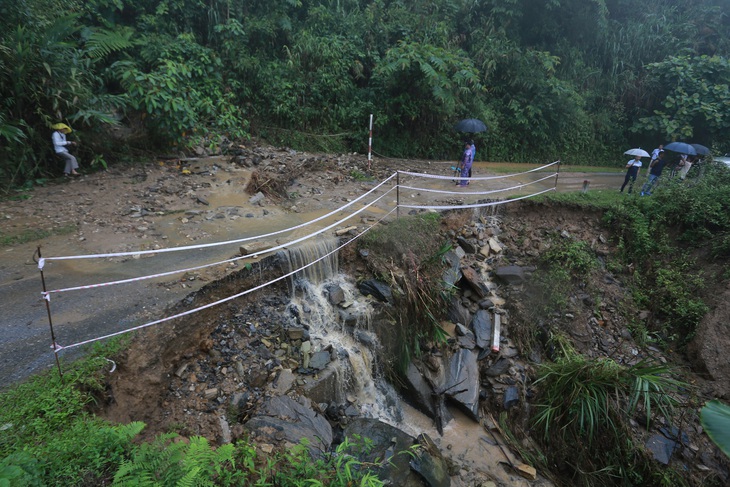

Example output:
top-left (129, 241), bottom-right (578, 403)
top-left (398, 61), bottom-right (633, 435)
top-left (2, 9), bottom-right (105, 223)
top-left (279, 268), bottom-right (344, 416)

top-left (51, 123), bottom-right (79, 176)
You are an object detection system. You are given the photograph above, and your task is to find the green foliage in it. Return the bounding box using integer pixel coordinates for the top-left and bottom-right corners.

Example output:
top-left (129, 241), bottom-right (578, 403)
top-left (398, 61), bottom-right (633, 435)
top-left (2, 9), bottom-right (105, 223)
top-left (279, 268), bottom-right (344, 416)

top-left (0, 339), bottom-right (390, 486)
top-left (633, 55), bottom-right (730, 144)
top-left (0, 342), bottom-right (142, 486)
top-left (113, 32), bottom-right (247, 148)
top-left (526, 235), bottom-right (598, 317)
top-left (3, 0), bottom-right (730, 188)
top-left (112, 434), bottom-right (387, 486)
top-left (112, 434), bottom-right (238, 486)
top-left (701, 400), bottom-right (730, 458)
top-left (540, 237), bottom-right (597, 277)
top-left (533, 347), bottom-right (683, 486)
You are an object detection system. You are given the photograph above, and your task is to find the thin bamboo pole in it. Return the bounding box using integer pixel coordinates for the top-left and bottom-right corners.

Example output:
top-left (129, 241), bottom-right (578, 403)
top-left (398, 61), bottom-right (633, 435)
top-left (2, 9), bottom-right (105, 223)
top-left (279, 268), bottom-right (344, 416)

top-left (35, 246), bottom-right (63, 381)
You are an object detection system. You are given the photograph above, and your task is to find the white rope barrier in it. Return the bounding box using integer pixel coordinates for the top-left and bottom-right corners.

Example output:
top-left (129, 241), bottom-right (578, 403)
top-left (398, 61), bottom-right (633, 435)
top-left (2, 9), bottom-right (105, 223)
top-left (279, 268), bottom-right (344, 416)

top-left (398, 159), bottom-right (560, 181)
top-left (43, 185), bottom-right (398, 296)
top-left (398, 187), bottom-right (556, 210)
top-left (399, 172), bottom-right (557, 196)
top-left (39, 172), bottom-right (400, 264)
top-left (42, 160), bottom-right (561, 355)
top-left (54, 206), bottom-right (399, 352)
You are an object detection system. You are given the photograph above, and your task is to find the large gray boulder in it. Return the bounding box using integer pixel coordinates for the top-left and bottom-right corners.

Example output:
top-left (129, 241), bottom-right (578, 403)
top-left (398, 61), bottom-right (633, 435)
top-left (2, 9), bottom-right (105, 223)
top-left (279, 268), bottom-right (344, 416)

top-left (244, 395), bottom-right (332, 456)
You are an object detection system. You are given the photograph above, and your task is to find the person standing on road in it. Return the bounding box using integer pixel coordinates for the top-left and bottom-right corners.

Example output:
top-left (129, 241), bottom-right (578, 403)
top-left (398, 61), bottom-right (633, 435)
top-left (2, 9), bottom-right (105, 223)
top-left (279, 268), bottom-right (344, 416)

top-left (620, 154), bottom-right (642, 193)
top-left (457, 141), bottom-right (472, 187)
top-left (641, 150), bottom-right (666, 196)
top-left (468, 140), bottom-right (476, 179)
top-left (678, 154), bottom-right (693, 180)
top-left (52, 123), bottom-right (79, 177)
top-left (649, 144), bottom-right (663, 176)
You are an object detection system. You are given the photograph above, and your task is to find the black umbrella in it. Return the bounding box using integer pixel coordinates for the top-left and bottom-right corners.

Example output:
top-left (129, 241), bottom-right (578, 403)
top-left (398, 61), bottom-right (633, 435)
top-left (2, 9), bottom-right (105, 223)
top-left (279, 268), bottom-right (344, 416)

top-left (691, 143), bottom-right (711, 156)
top-left (664, 141), bottom-right (697, 156)
top-left (454, 118), bottom-right (487, 133)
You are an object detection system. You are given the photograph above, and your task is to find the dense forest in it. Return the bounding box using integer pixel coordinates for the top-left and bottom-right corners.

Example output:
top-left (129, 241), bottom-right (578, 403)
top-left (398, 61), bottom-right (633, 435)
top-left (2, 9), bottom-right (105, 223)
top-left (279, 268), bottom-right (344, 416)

top-left (1, 0), bottom-right (730, 186)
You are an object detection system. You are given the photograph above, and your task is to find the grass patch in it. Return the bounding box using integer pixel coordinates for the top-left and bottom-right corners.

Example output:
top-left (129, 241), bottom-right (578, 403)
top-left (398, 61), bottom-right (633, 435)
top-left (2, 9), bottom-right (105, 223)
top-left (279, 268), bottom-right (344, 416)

top-left (481, 162), bottom-right (623, 174)
top-left (0, 225), bottom-right (76, 247)
top-left (532, 342), bottom-right (684, 486)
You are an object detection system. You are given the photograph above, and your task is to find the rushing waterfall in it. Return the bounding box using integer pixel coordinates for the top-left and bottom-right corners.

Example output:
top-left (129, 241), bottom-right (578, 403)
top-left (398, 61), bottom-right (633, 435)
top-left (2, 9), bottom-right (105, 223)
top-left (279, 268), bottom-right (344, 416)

top-left (287, 275), bottom-right (404, 423)
top-left (278, 236), bottom-right (339, 286)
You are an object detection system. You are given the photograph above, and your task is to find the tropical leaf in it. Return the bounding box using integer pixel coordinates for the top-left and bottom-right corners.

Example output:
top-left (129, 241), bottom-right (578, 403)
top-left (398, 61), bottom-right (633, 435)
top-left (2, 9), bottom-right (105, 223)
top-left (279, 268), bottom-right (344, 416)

top-left (84, 27), bottom-right (135, 59)
top-left (700, 400), bottom-right (730, 458)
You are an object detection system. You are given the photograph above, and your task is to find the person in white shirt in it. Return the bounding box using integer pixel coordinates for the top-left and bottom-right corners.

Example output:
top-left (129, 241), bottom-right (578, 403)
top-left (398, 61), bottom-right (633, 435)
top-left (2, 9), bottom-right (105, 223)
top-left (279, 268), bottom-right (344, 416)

top-left (52, 124), bottom-right (79, 176)
top-left (678, 154), bottom-right (693, 180)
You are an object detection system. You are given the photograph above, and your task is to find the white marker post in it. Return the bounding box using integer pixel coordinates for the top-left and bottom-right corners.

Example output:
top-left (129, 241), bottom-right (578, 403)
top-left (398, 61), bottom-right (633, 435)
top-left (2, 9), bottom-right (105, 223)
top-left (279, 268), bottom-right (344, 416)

top-left (492, 313), bottom-right (501, 352)
top-left (367, 114), bottom-right (373, 170)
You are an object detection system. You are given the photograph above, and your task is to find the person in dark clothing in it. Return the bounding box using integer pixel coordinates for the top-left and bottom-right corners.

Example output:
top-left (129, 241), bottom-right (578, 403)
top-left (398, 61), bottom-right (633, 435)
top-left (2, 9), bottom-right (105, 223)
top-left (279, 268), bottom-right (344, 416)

top-left (641, 150), bottom-right (666, 196)
top-left (457, 141), bottom-right (472, 187)
top-left (620, 155), bottom-right (643, 193)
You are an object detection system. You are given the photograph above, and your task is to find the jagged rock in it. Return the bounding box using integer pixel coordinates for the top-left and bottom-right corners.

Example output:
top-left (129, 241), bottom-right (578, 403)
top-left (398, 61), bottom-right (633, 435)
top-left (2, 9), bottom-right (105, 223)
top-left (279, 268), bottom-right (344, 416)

top-left (457, 333), bottom-right (476, 350)
top-left (219, 414), bottom-right (232, 444)
top-left (470, 310), bottom-right (492, 349)
top-left (287, 327), bottom-right (305, 340)
top-left (485, 357), bottom-right (510, 377)
top-left (343, 418), bottom-right (423, 487)
top-left (457, 236), bottom-right (476, 254)
top-left (325, 283), bottom-right (345, 304)
top-left (448, 295), bottom-right (472, 327)
top-left (503, 386), bottom-right (519, 410)
top-left (515, 463), bottom-right (537, 480)
top-left (402, 361), bottom-right (438, 419)
top-left (460, 266), bottom-right (489, 298)
top-left (495, 266), bottom-right (526, 285)
top-left (410, 433), bottom-right (451, 487)
top-left (245, 396), bottom-right (332, 456)
top-left (249, 192), bottom-right (266, 204)
top-left (269, 369), bottom-right (295, 395)
top-left (302, 362), bottom-right (344, 404)
top-left (240, 242), bottom-right (274, 256)
top-left (442, 251), bottom-right (462, 291)
top-left (488, 238), bottom-right (502, 253)
top-left (359, 279), bottom-right (393, 303)
top-left (444, 348), bottom-right (480, 420)
top-left (646, 433), bottom-right (678, 465)
top-left (455, 323), bottom-right (470, 336)
top-left (310, 350), bottom-right (331, 370)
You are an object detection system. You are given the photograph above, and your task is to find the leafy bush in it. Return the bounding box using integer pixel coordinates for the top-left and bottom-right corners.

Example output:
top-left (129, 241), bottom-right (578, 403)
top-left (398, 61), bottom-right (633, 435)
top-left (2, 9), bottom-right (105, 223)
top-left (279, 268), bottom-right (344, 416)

top-left (0, 344), bottom-right (142, 485)
top-left (533, 347), bottom-right (683, 486)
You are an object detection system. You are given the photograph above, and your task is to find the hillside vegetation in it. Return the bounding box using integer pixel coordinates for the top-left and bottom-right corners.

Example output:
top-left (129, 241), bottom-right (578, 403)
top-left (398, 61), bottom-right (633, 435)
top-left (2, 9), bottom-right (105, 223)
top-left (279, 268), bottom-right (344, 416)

top-left (2, 0), bottom-right (730, 188)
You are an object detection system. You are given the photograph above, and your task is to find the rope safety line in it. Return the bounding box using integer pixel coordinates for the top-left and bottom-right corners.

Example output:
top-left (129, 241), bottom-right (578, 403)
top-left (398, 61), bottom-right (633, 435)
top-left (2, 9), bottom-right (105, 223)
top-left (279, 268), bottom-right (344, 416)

top-left (399, 173), bottom-right (557, 196)
top-left (54, 206), bottom-right (399, 352)
top-left (398, 187), bottom-right (556, 210)
top-left (398, 160), bottom-right (560, 181)
top-left (39, 172), bottom-right (400, 264)
top-left (42, 186), bottom-right (398, 296)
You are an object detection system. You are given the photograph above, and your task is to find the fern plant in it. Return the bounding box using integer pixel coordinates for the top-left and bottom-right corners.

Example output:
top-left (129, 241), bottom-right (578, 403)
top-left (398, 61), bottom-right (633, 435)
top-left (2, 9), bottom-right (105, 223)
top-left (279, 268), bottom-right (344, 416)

top-left (112, 434), bottom-right (238, 487)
